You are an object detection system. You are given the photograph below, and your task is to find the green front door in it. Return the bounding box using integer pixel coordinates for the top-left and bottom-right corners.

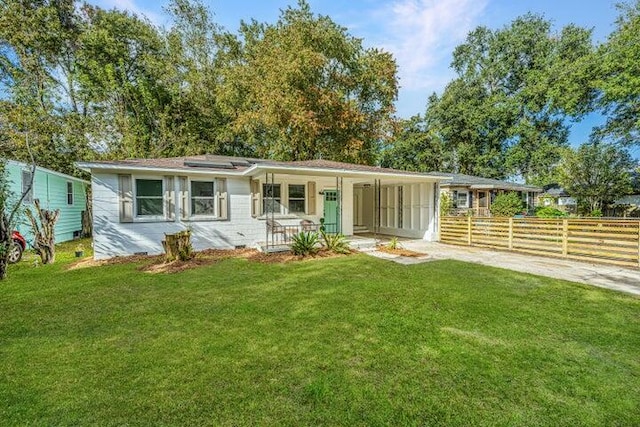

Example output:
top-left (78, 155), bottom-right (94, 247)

top-left (323, 190), bottom-right (340, 234)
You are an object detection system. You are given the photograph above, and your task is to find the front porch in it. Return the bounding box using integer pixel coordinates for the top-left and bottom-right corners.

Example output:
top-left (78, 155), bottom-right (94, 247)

top-left (251, 169), bottom-right (441, 252)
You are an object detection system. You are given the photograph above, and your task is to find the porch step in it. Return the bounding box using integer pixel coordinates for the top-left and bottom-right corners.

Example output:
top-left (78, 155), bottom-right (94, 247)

top-left (353, 225), bottom-right (369, 233)
top-left (347, 236), bottom-right (378, 252)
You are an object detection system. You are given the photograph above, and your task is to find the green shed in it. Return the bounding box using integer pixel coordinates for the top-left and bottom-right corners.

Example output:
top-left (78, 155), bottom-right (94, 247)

top-left (5, 160), bottom-right (89, 244)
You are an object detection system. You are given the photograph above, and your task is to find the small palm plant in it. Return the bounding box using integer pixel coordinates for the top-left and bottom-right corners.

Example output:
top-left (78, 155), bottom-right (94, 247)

top-left (320, 231), bottom-right (350, 254)
top-left (387, 236), bottom-right (400, 250)
top-left (291, 231), bottom-right (320, 256)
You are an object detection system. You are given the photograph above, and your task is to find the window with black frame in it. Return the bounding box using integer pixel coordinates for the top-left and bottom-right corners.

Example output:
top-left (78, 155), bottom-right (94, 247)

top-left (135, 179), bottom-right (163, 216)
top-left (263, 183), bottom-right (281, 214)
top-left (191, 181), bottom-right (216, 216)
top-left (288, 184), bottom-right (305, 213)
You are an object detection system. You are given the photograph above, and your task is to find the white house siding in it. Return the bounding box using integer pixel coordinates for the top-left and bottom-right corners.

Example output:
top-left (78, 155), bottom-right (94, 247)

top-left (92, 173), bottom-right (264, 259)
top-left (92, 170), bottom-right (440, 259)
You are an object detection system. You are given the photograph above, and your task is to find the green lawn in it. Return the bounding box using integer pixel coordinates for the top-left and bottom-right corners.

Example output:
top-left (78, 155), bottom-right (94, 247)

top-left (1, 241), bottom-right (639, 426)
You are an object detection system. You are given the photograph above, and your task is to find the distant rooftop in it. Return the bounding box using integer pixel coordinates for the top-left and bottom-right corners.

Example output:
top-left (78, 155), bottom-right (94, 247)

top-left (436, 172), bottom-right (541, 192)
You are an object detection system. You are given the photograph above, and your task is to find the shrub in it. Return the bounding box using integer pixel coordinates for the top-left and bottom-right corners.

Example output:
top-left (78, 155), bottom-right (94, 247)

top-left (320, 231), bottom-right (350, 254)
top-left (588, 209), bottom-right (603, 218)
top-left (387, 236), bottom-right (400, 250)
top-left (291, 231), bottom-right (319, 256)
top-left (535, 206), bottom-right (568, 218)
top-left (439, 192), bottom-right (453, 216)
top-left (490, 192), bottom-right (524, 217)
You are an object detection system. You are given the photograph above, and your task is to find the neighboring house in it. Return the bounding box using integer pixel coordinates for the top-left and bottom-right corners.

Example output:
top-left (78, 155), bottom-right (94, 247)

top-left (539, 184), bottom-right (577, 213)
top-left (77, 155), bottom-right (451, 259)
top-left (609, 194), bottom-right (640, 217)
top-left (437, 173), bottom-right (542, 216)
top-left (4, 160), bottom-right (89, 244)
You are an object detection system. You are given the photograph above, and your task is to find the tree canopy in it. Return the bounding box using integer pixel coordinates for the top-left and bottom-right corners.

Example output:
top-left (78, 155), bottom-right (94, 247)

top-left (596, 1), bottom-right (640, 146)
top-left (384, 14), bottom-right (596, 183)
top-left (0, 0), bottom-right (638, 183)
top-left (219, 2), bottom-right (397, 163)
top-left (0, 0), bottom-right (398, 175)
top-left (558, 143), bottom-right (635, 214)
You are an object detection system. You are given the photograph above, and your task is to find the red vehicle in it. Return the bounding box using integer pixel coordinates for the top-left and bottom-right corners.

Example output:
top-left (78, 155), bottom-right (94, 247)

top-left (8, 231), bottom-right (26, 264)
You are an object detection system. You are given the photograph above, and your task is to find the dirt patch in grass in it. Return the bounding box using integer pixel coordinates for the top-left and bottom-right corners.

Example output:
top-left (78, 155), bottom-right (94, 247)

top-left (140, 249), bottom-right (255, 273)
top-left (70, 247), bottom-right (355, 274)
top-left (246, 248), bottom-right (352, 264)
top-left (69, 246), bottom-right (355, 274)
top-left (376, 245), bottom-right (426, 258)
top-left (68, 254), bottom-right (163, 270)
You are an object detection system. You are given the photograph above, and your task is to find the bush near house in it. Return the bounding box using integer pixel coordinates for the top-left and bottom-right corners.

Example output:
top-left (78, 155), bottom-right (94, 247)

top-left (490, 192), bottom-right (524, 216)
top-left (535, 206), bottom-right (568, 218)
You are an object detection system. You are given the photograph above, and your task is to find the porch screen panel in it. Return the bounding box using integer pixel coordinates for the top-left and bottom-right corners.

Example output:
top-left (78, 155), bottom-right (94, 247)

top-left (380, 187), bottom-right (388, 227)
top-left (412, 184), bottom-right (420, 230)
top-left (387, 186), bottom-right (395, 228)
top-left (402, 185), bottom-right (411, 230)
top-left (420, 183), bottom-right (428, 229)
top-left (397, 186), bottom-right (403, 229)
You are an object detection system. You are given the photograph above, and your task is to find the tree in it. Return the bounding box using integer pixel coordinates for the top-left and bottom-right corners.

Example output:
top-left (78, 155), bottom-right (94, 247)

top-left (596, 0), bottom-right (640, 146)
top-left (425, 15), bottom-right (595, 183)
top-left (219, 0), bottom-right (398, 164)
top-left (26, 199), bottom-right (60, 264)
top-left (0, 0), bottom-right (96, 175)
top-left (558, 143), bottom-right (634, 214)
top-left (380, 115), bottom-right (446, 172)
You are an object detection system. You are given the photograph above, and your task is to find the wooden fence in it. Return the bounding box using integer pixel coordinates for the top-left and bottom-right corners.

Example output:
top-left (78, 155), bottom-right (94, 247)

top-left (439, 216), bottom-right (640, 268)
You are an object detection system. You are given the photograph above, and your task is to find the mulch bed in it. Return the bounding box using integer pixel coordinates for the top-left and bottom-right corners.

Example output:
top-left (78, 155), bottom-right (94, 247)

top-left (69, 247), bottom-right (354, 274)
top-left (376, 245), bottom-right (426, 258)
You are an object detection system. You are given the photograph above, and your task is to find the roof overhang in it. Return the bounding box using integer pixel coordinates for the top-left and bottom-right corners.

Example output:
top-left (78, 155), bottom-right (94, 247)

top-left (469, 184), bottom-right (541, 191)
top-left (76, 161), bottom-right (453, 182)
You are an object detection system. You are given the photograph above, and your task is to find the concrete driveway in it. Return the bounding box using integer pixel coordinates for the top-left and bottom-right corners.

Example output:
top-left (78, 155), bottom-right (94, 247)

top-left (399, 240), bottom-right (640, 296)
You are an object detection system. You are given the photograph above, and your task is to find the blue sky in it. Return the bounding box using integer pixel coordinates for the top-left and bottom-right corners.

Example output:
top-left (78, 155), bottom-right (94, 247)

top-left (94, 0), bottom-right (623, 147)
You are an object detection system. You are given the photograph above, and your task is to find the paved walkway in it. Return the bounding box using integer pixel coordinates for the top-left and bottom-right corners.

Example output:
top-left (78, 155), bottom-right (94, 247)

top-left (370, 240), bottom-right (640, 296)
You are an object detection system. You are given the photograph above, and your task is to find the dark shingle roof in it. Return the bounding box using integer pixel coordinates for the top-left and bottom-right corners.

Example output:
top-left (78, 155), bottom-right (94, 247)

top-left (436, 172), bottom-right (541, 192)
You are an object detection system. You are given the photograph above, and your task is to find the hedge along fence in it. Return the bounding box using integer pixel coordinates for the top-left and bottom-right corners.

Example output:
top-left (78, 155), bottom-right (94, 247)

top-left (439, 216), bottom-right (640, 268)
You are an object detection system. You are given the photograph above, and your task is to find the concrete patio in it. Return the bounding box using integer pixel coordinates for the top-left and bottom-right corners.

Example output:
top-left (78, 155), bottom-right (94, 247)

top-left (368, 239), bottom-right (640, 296)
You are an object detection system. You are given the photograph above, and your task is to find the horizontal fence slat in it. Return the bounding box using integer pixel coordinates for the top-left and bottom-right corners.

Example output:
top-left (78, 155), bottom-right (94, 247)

top-left (439, 216), bottom-right (640, 269)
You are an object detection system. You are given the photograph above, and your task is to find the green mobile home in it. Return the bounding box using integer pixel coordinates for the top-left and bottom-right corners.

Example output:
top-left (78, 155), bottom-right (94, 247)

top-left (5, 160), bottom-right (89, 244)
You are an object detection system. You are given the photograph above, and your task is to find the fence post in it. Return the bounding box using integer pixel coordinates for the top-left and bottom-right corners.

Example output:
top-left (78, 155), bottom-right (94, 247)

top-left (637, 221), bottom-right (640, 268)
top-left (467, 215), bottom-right (472, 246)
top-left (508, 218), bottom-right (513, 250)
top-left (562, 219), bottom-right (569, 258)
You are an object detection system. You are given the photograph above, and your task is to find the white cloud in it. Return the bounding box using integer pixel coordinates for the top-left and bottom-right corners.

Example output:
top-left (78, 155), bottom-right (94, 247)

top-left (376, 0), bottom-right (488, 92)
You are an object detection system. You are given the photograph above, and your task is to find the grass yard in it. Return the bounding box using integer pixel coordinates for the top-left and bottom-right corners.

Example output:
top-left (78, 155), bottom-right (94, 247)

top-left (1, 241), bottom-right (639, 426)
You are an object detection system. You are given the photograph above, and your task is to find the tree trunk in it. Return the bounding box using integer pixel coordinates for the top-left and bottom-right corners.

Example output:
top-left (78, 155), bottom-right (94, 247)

top-left (81, 185), bottom-right (92, 237)
top-left (162, 230), bottom-right (193, 262)
top-left (25, 199), bottom-right (60, 265)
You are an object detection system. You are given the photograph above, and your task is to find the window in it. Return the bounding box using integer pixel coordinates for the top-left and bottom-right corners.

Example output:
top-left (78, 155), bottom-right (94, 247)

top-left (135, 179), bottom-right (163, 216)
top-left (22, 171), bottom-right (33, 204)
top-left (453, 190), bottom-right (468, 208)
top-left (67, 182), bottom-right (74, 205)
top-left (263, 183), bottom-right (281, 214)
top-left (288, 184), bottom-right (305, 213)
top-left (191, 180), bottom-right (215, 216)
